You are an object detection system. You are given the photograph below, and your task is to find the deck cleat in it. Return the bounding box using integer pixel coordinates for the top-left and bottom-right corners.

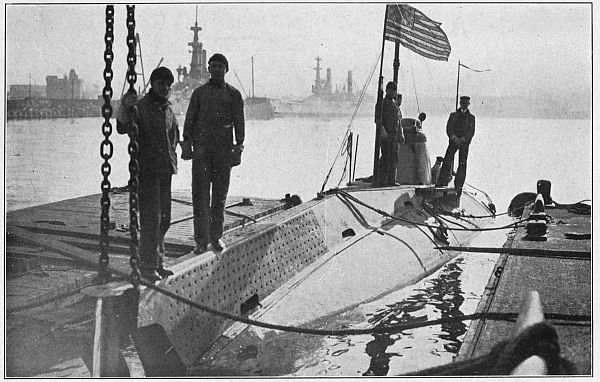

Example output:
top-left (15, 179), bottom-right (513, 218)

top-left (525, 196), bottom-right (548, 241)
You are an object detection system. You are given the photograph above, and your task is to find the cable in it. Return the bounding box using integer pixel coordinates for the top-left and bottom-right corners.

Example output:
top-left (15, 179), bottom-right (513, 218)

top-left (318, 52), bottom-right (380, 195)
top-left (232, 69), bottom-right (249, 99)
top-left (141, 275), bottom-right (594, 336)
top-left (465, 182), bottom-right (494, 205)
top-left (427, 198), bottom-right (508, 220)
top-left (330, 189), bottom-right (527, 232)
top-left (421, 201), bottom-right (472, 230)
top-left (396, 208), bottom-right (441, 250)
top-left (132, 273), bottom-right (595, 336)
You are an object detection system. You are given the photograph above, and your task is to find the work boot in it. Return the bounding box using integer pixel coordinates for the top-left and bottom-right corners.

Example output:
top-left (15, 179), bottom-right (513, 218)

top-left (156, 265), bottom-right (174, 279)
top-left (210, 239), bottom-right (225, 252)
top-left (140, 268), bottom-right (161, 283)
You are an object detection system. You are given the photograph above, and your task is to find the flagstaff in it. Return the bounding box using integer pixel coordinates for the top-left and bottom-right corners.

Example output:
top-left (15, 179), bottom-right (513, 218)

top-left (372, 5), bottom-right (390, 187)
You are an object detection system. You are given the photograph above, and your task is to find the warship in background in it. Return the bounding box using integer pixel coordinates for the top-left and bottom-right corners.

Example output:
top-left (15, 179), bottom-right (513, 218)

top-left (170, 8), bottom-right (210, 116)
top-left (171, 10), bottom-right (274, 120)
top-left (273, 56), bottom-right (375, 118)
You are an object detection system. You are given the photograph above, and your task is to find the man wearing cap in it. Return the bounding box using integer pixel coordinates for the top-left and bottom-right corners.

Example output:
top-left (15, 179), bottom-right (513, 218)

top-left (375, 81), bottom-right (402, 186)
top-left (117, 67), bottom-right (179, 282)
top-left (435, 96), bottom-right (475, 190)
top-left (181, 53), bottom-right (245, 253)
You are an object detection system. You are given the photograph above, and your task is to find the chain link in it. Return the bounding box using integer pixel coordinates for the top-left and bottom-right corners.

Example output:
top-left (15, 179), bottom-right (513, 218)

top-left (99, 5), bottom-right (115, 283)
top-left (125, 5), bottom-right (142, 288)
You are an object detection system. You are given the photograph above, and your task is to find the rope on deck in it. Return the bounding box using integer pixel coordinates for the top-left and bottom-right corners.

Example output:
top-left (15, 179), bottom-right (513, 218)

top-left (327, 188), bottom-right (528, 232)
top-left (403, 321), bottom-right (578, 375)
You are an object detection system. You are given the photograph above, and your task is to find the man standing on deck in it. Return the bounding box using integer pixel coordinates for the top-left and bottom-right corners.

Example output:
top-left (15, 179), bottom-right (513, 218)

top-left (116, 67), bottom-right (179, 282)
top-left (180, 53), bottom-right (245, 254)
top-left (435, 96), bottom-right (475, 190)
top-left (375, 81), bottom-right (401, 186)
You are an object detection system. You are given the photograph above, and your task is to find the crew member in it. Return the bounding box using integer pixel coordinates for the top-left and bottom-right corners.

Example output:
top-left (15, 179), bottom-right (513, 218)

top-left (181, 53), bottom-right (245, 253)
top-left (376, 81), bottom-right (401, 186)
top-left (436, 96), bottom-right (475, 190)
top-left (117, 67), bottom-right (179, 282)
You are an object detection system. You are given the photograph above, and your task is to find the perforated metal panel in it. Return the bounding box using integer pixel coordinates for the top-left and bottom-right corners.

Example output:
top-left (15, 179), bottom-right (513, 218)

top-left (138, 207), bottom-right (328, 366)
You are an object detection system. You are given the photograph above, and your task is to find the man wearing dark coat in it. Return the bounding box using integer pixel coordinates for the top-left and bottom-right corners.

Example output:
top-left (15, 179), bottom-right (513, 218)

top-left (181, 53), bottom-right (245, 254)
top-left (375, 81), bottom-right (402, 186)
top-left (436, 96), bottom-right (475, 190)
top-left (117, 67), bottom-right (179, 282)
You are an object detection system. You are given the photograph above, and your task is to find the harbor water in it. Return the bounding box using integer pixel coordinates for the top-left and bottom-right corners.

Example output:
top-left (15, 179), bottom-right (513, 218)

top-left (5, 114), bottom-right (590, 213)
top-left (5, 113), bottom-right (591, 376)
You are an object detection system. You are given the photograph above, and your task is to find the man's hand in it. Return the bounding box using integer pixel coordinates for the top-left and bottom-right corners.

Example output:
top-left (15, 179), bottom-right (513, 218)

top-left (230, 143), bottom-right (244, 167)
top-left (397, 133), bottom-right (405, 145)
top-left (450, 135), bottom-right (460, 145)
top-left (121, 91), bottom-right (138, 110)
top-left (380, 128), bottom-right (388, 142)
top-left (180, 140), bottom-right (193, 160)
top-left (116, 91), bottom-right (139, 133)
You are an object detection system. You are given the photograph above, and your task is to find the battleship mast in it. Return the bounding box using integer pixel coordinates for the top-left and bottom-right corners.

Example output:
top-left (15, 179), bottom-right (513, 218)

top-left (312, 55), bottom-right (322, 95)
top-left (188, 5), bottom-right (207, 81)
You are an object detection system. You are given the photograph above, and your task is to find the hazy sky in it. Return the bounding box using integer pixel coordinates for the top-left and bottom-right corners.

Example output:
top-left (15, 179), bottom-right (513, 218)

top-left (5, 2), bottom-right (592, 99)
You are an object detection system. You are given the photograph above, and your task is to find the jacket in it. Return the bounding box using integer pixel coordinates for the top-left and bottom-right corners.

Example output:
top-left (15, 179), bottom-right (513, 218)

top-left (116, 90), bottom-right (180, 175)
top-left (375, 96), bottom-right (399, 137)
top-left (183, 79), bottom-right (245, 149)
top-left (446, 109), bottom-right (475, 144)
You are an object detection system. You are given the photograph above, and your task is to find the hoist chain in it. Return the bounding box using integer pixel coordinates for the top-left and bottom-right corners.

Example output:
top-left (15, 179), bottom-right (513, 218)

top-left (98, 5), bottom-right (115, 283)
top-left (125, 4), bottom-right (141, 288)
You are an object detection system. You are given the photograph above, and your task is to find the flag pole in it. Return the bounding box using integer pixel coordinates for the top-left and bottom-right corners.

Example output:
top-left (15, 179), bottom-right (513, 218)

top-left (393, 42), bottom-right (400, 84)
top-left (372, 4), bottom-right (389, 187)
top-left (455, 60), bottom-right (460, 110)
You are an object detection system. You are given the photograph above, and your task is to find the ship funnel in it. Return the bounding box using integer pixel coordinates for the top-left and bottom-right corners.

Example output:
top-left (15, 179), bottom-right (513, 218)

top-left (347, 71), bottom-right (353, 96)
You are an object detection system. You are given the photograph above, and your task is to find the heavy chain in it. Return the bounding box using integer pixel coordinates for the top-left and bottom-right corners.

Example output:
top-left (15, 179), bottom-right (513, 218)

top-left (99, 5), bottom-right (115, 283)
top-left (125, 5), bottom-right (141, 288)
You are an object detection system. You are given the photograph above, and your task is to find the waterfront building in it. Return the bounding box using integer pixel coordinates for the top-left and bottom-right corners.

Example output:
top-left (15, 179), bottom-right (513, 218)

top-left (46, 69), bottom-right (82, 99)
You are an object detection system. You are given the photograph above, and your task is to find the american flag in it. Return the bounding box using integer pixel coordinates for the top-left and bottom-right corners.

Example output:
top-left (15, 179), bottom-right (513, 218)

top-left (385, 4), bottom-right (451, 61)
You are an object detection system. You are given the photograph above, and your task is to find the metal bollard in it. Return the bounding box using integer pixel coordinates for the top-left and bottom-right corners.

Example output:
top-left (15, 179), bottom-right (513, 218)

top-left (525, 194), bottom-right (548, 241)
top-left (536, 180), bottom-right (554, 207)
top-left (82, 281), bottom-right (139, 377)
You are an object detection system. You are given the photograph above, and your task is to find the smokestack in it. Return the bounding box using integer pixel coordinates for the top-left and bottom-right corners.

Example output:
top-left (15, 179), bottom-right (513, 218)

top-left (347, 71), bottom-right (353, 96)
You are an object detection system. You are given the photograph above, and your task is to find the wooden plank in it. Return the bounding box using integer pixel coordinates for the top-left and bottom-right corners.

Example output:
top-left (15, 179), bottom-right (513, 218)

top-left (6, 265), bottom-right (98, 311)
top-left (6, 226), bottom-right (131, 278)
top-left (436, 245), bottom-right (590, 259)
top-left (10, 223), bottom-right (193, 253)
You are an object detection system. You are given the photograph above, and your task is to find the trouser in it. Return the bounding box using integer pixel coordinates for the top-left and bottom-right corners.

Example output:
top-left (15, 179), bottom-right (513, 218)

top-left (437, 142), bottom-right (470, 188)
top-left (138, 172), bottom-right (172, 270)
top-left (192, 145), bottom-right (232, 247)
top-left (378, 137), bottom-right (398, 186)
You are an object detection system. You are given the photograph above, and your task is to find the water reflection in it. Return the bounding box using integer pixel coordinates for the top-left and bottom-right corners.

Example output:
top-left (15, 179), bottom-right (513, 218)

top-left (362, 257), bottom-right (466, 376)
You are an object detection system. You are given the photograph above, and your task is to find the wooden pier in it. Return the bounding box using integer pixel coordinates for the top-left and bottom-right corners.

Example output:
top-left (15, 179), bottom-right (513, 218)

top-left (457, 202), bottom-right (591, 374)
